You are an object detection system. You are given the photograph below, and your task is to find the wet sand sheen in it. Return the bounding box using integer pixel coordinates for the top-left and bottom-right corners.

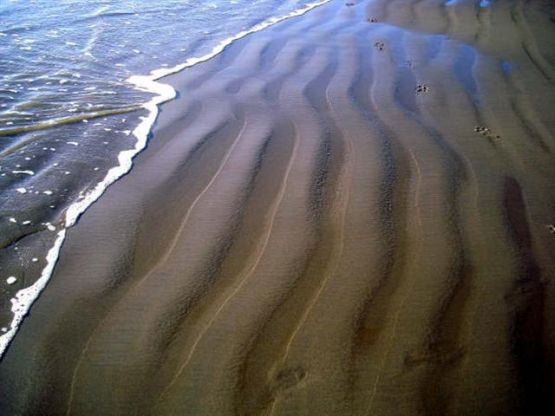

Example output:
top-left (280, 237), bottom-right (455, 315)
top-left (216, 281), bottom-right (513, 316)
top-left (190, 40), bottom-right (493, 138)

top-left (2, 0), bottom-right (555, 414)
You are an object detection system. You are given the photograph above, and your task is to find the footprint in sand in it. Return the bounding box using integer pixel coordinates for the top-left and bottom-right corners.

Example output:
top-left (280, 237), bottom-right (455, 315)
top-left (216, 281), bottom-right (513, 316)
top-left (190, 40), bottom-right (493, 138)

top-left (271, 366), bottom-right (307, 393)
top-left (415, 84), bottom-right (430, 94)
top-left (374, 41), bottom-right (385, 51)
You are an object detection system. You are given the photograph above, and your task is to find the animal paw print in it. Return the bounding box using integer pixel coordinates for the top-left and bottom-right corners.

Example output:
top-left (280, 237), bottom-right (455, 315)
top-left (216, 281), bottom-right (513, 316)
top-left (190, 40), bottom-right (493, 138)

top-left (547, 224), bottom-right (555, 234)
top-left (474, 126), bottom-right (501, 141)
top-left (374, 41), bottom-right (385, 51)
top-left (415, 84), bottom-right (430, 93)
top-left (474, 126), bottom-right (490, 134)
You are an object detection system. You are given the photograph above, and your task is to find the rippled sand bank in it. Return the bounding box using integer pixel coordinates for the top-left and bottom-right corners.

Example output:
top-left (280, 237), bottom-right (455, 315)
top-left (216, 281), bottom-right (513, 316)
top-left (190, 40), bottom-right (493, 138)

top-left (2, 0), bottom-right (555, 414)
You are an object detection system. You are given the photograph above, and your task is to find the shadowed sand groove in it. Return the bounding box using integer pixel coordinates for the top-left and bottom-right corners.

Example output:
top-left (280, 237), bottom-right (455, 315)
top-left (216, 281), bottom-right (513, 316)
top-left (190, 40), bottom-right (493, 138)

top-left (265, 40), bottom-right (353, 416)
top-left (1, 0), bottom-right (555, 415)
top-left (235, 44), bottom-right (345, 415)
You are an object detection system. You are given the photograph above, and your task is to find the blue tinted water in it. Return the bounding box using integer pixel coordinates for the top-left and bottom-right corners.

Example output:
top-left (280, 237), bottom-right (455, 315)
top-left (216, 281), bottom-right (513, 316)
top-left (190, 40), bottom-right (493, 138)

top-left (0, 0), bottom-right (325, 132)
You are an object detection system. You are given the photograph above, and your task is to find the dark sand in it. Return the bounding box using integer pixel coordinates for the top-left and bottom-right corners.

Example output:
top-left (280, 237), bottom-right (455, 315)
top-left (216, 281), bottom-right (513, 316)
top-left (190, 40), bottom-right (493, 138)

top-left (2, 0), bottom-right (555, 414)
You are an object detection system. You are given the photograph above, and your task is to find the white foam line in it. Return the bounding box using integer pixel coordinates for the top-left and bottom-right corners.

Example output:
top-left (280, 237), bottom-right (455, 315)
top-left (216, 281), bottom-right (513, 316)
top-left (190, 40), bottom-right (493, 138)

top-left (145, 0), bottom-right (331, 81)
top-left (0, 230), bottom-right (65, 356)
top-left (0, 0), bottom-right (331, 359)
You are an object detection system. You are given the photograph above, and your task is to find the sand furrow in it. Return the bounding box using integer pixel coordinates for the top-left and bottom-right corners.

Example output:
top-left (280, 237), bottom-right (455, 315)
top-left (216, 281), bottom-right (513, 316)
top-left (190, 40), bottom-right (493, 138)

top-left (502, 177), bottom-right (554, 414)
top-left (234, 47), bottom-right (346, 415)
top-left (395, 28), bottom-right (478, 416)
top-left (342, 26), bottom-right (413, 414)
top-left (264, 44), bottom-right (352, 416)
top-left (411, 38), bottom-right (485, 416)
top-left (261, 15), bottom-right (357, 102)
top-left (358, 27), bottom-right (474, 415)
top-left (511, 0), bottom-right (555, 84)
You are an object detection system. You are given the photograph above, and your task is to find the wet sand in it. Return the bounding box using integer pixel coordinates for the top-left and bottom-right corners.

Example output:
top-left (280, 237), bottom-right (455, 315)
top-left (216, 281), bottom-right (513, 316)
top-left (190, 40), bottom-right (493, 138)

top-left (2, 0), bottom-right (555, 414)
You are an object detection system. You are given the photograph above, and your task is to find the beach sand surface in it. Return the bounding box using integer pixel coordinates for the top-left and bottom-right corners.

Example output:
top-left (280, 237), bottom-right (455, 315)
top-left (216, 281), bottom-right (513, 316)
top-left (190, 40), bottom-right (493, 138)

top-left (1, 0), bottom-right (555, 415)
